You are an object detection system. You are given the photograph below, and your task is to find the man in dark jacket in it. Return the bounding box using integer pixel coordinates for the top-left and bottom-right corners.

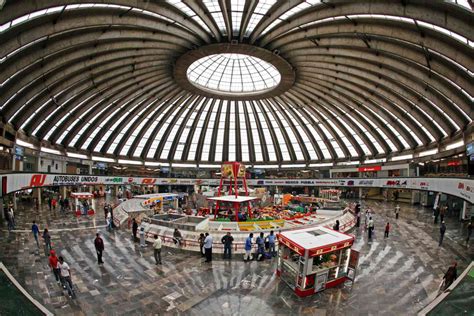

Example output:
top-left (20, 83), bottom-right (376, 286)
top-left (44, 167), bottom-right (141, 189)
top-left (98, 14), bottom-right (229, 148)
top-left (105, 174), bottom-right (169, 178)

top-left (442, 262), bottom-right (457, 290)
top-left (132, 218), bottom-right (138, 242)
top-left (94, 233), bottom-right (105, 265)
top-left (221, 232), bottom-right (234, 259)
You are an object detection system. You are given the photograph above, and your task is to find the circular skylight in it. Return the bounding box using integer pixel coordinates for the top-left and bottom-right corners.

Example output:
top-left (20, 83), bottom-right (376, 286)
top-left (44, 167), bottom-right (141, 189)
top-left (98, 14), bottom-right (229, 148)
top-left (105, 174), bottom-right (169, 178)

top-left (186, 53), bottom-right (281, 94)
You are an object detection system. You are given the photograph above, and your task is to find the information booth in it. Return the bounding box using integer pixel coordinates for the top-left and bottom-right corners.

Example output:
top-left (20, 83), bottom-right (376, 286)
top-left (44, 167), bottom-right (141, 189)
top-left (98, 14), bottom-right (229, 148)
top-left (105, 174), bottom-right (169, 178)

top-left (277, 226), bottom-right (358, 297)
top-left (70, 192), bottom-right (95, 216)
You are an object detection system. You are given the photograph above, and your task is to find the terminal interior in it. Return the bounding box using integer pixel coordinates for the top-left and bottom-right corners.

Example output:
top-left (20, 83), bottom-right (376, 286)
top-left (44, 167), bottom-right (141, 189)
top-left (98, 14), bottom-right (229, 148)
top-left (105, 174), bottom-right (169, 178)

top-left (0, 1), bottom-right (473, 315)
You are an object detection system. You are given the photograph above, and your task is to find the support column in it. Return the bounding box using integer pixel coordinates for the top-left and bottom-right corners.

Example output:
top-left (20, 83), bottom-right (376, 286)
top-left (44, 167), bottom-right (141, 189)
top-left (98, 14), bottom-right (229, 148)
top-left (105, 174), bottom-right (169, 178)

top-left (359, 188), bottom-right (363, 199)
top-left (0, 197), bottom-right (4, 220)
top-left (37, 188), bottom-right (42, 205)
top-left (62, 186), bottom-right (67, 199)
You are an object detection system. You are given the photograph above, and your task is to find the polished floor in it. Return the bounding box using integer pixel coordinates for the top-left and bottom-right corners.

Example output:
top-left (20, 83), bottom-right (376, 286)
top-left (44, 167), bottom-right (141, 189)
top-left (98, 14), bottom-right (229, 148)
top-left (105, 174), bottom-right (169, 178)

top-left (1, 199), bottom-right (473, 315)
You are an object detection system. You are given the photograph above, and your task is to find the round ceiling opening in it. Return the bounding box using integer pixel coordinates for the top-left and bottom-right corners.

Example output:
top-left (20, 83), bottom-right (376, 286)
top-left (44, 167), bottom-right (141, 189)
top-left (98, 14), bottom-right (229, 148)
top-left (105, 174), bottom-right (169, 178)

top-left (186, 53), bottom-right (281, 95)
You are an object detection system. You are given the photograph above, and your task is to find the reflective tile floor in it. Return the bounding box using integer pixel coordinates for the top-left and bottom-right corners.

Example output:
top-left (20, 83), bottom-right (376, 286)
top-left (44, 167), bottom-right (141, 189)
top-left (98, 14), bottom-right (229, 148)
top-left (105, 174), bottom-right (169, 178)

top-left (1, 199), bottom-right (473, 315)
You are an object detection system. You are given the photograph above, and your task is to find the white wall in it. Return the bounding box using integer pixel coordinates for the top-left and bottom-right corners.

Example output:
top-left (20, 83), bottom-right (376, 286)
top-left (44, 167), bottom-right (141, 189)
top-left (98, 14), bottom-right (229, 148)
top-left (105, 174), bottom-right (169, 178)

top-left (37, 158), bottom-right (67, 173)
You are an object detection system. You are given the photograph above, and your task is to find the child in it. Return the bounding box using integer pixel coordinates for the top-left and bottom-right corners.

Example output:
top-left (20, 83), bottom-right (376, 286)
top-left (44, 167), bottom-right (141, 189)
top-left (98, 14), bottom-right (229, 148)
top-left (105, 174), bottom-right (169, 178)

top-left (384, 222), bottom-right (390, 238)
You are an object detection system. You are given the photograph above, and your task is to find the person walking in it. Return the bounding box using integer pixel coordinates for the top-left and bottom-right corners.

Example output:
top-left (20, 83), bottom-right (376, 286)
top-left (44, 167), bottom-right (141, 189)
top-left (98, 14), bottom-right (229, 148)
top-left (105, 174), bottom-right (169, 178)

top-left (466, 221), bottom-right (473, 246)
top-left (267, 231), bottom-right (276, 257)
top-left (31, 221), bottom-right (40, 247)
top-left (356, 212), bottom-right (361, 228)
top-left (439, 221), bottom-right (447, 247)
top-left (333, 220), bottom-right (340, 231)
top-left (395, 205), bottom-right (400, 220)
top-left (244, 233), bottom-right (253, 261)
top-left (440, 205), bottom-right (446, 223)
top-left (384, 222), bottom-right (390, 238)
top-left (198, 233), bottom-right (205, 257)
top-left (47, 197), bottom-right (52, 211)
top-left (153, 235), bottom-right (162, 265)
top-left (434, 206), bottom-right (440, 224)
top-left (51, 198), bottom-right (57, 211)
top-left (139, 227), bottom-right (146, 248)
top-left (58, 256), bottom-right (75, 298)
top-left (256, 232), bottom-right (265, 261)
top-left (132, 218), bottom-right (138, 242)
top-left (94, 233), bottom-right (105, 264)
top-left (203, 233), bottom-right (213, 262)
top-left (221, 232), bottom-right (234, 259)
top-left (43, 228), bottom-right (52, 251)
top-left (59, 198), bottom-right (64, 213)
top-left (442, 262), bottom-right (457, 290)
top-left (48, 250), bottom-right (61, 285)
top-left (368, 217), bottom-right (374, 240)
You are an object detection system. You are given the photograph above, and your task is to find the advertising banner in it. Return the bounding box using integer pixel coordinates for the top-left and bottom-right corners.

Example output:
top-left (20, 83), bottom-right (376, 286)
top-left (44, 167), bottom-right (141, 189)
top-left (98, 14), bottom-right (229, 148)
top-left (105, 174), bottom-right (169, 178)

top-left (3, 173), bottom-right (474, 203)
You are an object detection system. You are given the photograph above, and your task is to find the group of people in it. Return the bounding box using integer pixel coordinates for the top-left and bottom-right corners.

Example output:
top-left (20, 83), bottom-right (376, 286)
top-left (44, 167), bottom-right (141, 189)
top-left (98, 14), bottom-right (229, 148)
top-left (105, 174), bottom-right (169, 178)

top-left (47, 196), bottom-right (70, 212)
top-left (31, 221), bottom-right (52, 250)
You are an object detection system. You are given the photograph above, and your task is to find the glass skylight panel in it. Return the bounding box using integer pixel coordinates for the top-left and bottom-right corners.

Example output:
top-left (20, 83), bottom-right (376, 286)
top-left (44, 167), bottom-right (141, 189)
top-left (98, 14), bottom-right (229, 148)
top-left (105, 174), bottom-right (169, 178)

top-left (203, 0), bottom-right (227, 35)
top-left (238, 102), bottom-right (250, 162)
top-left (261, 1), bottom-right (321, 35)
top-left (135, 98), bottom-right (174, 157)
top-left (201, 102), bottom-right (219, 161)
top-left (214, 101), bottom-right (227, 161)
top-left (92, 99), bottom-right (144, 152)
top-left (107, 104), bottom-right (148, 154)
top-left (187, 100), bottom-right (211, 160)
top-left (158, 100), bottom-right (192, 159)
top-left (187, 54), bottom-right (281, 94)
top-left (298, 108), bottom-right (331, 159)
top-left (172, 98), bottom-right (205, 160)
top-left (231, 0), bottom-right (245, 35)
top-left (228, 102), bottom-right (236, 161)
top-left (166, 0), bottom-right (212, 33)
top-left (245, 0), bottom-right (277, 36)
top-left (246, 102), bottom-right (264, 161)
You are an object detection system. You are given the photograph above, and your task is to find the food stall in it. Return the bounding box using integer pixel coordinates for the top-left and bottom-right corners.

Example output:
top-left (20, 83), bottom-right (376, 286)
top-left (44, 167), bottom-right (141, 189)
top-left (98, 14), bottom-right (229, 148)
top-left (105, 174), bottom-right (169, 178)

top-left (276, 226), bottom-right (358, 297)
top-left (70, 192), bottom-right (95, 216)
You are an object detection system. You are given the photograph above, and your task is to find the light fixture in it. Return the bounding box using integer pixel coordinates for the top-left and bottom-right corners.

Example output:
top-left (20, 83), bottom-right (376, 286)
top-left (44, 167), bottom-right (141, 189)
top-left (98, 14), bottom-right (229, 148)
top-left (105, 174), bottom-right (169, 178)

top-left (117, 159), bottom-right (143, 165)
top-left (67, 152), bottom-right (88, 159)
top-left (41, 147), bottom-right (62, 155)
top-left (91, 156), bottom-right (115, 163)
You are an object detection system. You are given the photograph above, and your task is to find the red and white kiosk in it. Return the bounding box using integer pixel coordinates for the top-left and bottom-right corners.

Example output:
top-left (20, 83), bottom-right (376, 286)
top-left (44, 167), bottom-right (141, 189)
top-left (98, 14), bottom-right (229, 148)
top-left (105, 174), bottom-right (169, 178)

top-left (70, 192), bottom-right (95, 216)
top-left (277, 226), bottom-right (359, 297)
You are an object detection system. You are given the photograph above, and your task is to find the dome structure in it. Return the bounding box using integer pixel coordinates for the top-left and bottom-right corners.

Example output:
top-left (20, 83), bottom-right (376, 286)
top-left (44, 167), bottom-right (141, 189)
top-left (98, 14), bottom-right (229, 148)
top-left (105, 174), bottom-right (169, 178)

top-left (0, 0), bottom-right (472, 165)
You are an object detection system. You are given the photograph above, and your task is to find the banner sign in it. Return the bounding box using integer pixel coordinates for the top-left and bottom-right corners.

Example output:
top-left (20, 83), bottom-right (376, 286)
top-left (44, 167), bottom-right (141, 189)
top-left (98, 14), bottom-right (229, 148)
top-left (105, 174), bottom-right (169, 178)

top-left (3, 173), bottom-right (474, 203)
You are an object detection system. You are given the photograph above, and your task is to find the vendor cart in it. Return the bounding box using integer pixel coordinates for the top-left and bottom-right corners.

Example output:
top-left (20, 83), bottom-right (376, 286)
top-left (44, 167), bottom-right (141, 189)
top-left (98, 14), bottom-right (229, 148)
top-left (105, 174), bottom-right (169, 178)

top-left (70, 192), bottom-right (95, 216)
top-left (277, 226), bottom-right (358, 297)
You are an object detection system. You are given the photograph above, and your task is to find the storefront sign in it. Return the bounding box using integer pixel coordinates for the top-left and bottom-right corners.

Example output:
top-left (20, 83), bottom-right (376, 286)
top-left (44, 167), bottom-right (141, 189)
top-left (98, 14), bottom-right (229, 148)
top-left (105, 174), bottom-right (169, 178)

top-left (3, 173), bottom-right (474, 203)
top-left (447, 161), bottom-right (461, 166)
top-left (357, 166), bottom-right (381, 172)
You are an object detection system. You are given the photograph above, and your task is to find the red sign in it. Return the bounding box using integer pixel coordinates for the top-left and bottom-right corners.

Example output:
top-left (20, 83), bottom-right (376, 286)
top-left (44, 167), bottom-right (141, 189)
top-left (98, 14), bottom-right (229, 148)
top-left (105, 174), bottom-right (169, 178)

top-left (447, 161), bottom-right (461, 166)
top-left (141, 178), bottom-right (156, 185)
top-left (358, 166), bottom-right (381, 172)
top-left (128, 177), bottom-right (133, 183)
top-left (29, 174), bottom-right (47, 187)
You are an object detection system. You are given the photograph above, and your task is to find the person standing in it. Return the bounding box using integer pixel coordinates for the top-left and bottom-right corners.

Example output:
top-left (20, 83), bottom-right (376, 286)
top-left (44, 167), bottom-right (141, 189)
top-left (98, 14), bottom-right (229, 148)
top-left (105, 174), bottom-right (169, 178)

top-left (256, 232), bottom-right (265, 261)
top-left (221, 232), bottom-right (234, 259)
top-left (139, 227), bottom-right (146, 248)
top-left (244, 233), bottom-right (253, 261)
top-left (203, 233), bottom-right (213, 262)
top-left (7, 206), bottom-right (15, 231)
top-left (48, 250), bottom-right (61, 285)
top-left (51, 198), bottom-right (57, 211)
top-left (58, 256), bottom-right (75, 298)
top-left (31, 221), bottom-right (40, 247)
top-left (466, 221), bottom-right (473, 246)
top-left (173, 228), bottom-right (183, 246)
top-left (368, 217), bottom-right (374, 240)
top-left (442, 262), bottom-right (457, 290)
top-left (43, 228), bottom-right (52, 251)
top-left (106, 211), bottom-right (113, 231)
top-left (153, 235), bottom-right (162, 265)
top-left (395, 205), bottom-right (400, 220)
top-left (384, 222), bottom-right (390, 238)
top-left (47, 197), bottom-right (52, 211)
top-left (198, 233), bottom-right (205, 257)
top-left (267, 231), bottom-right (276, 257)
top-left (59, 198), bottom-right (64, 213)
top-left (333, 220), bottom-right (340, 231)
top-left (132, 218), bottom-right (138, 242)
top-left (94, 233), bottom-right (105, 264)
top-left (356, 212), bottom-right (361, 228)
top-left (439, 221), bottom-right (446, 246)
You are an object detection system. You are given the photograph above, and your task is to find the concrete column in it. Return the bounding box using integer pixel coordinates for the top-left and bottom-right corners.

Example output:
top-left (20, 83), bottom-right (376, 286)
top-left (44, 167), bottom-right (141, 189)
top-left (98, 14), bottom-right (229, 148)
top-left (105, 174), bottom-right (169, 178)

top-left (359, 187), bottom-right (363, 199)
top-left (37, 188), bottom-right (42, 205)
top-left (62, 186), bottom-right (67, 199)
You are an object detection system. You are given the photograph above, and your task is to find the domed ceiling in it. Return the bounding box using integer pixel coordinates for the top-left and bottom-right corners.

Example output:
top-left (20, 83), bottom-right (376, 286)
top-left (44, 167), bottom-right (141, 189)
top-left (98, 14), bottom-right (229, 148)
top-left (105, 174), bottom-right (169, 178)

top-left (0, 0), bottom-right (472, 165)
